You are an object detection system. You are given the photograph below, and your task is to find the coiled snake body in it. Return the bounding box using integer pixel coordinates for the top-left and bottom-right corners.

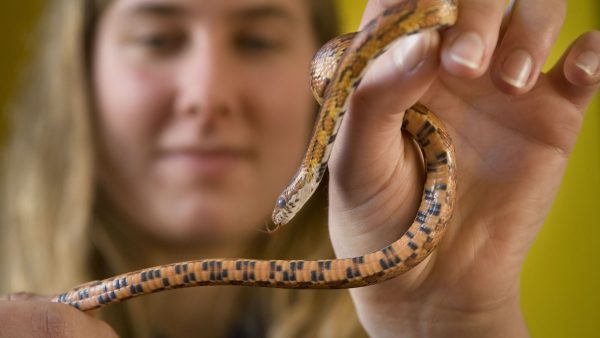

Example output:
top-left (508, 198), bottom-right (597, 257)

top-left (54, 0), bottom-right (458, 311)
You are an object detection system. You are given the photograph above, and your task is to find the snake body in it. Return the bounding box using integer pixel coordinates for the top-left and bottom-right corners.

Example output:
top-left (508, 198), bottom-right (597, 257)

top-left (53, 0), bottom-right (458, 311)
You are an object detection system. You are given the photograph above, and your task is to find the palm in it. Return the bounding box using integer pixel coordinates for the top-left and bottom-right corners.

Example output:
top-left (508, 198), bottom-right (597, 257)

top-left (402, 70), bottom-right (583, 309)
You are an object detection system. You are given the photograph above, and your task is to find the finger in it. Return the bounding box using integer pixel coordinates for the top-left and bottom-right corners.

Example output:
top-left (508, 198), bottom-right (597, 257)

top-left (57, 303), bottom-right (117, 337)
top-left (0, 301), bottom-right (118, 338)
top-left (329, 30), bottom-right (438, 195)
top-left (353, 30), bottom-right (440, 116)
top-left (547, 31), bottom-right (600, 110)
top-left (498, 0), bottom-right (517, 39)
top-left (440, 0), bottom-right (507, 78)
top-left (0, 292), bottom-right (103, 319)
top-left (0, 292), bottom-right (53, 302)
top-left (327, 30), bottom-right (439, 258)
top-left (360, 0), bottom-right (398, 28)
top-left (490, 0), bottom-right (567, 94)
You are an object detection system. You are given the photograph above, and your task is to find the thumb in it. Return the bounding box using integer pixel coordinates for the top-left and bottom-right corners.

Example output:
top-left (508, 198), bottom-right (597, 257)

top-left (0, 300), bottom-right (119, 338)
top-left (0, 292), bottom-right (102, 318)
top-left (330, 29), bottom-right (440, 187)
top-left (328, 29), bottom-right (440, 257)
top-left (351, 29), bottom-right (440, 121)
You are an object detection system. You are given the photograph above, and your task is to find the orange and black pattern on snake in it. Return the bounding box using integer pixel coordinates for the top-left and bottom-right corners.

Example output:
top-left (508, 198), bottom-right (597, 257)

top-left (53, 0), bottom-right (458, 311)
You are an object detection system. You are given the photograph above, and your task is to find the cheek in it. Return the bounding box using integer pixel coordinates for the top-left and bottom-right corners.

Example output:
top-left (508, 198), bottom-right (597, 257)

top-left (244, 55), bottom-right (317, 189)
top-left (94, 43), bottom-right (173, 153)
top-left (271, 64), bottom-right (315, 153)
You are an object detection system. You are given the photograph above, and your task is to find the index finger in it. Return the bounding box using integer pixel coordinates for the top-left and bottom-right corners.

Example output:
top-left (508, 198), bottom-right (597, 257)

top-left (363, 0), bottom-right (506, 79)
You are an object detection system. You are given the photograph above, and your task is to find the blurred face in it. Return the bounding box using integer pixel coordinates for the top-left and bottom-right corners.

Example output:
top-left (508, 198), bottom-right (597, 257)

top-left (93, 0), bottom-right (317, 243)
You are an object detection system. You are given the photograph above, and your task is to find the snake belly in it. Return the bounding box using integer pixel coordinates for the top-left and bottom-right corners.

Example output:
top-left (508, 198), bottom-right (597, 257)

top-left (53, 0), bottom-right (458, 311)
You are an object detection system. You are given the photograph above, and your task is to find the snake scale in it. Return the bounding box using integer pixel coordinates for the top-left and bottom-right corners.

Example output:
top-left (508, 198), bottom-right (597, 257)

top-left (53, 0), bottom-right (458, 311)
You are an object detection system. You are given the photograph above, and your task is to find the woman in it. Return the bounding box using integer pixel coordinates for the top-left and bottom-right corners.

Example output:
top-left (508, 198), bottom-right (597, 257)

top-left (1, 0), bottom-right (599, 337)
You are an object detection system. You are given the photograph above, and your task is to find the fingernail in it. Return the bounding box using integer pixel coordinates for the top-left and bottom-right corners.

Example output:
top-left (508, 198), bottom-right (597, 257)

top-left (574, 51), bottom-right (599, 76)
top-left (500, 49), bottom-right (533, 89)
top-left (448, 32), bottom-right (485, 70)
top-left (393, 31), bottom-right (432, 72)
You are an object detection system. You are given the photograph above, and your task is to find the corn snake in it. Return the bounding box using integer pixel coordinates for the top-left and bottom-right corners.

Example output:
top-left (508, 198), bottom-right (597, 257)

top-left (54, 0), bottom-right (458, 311)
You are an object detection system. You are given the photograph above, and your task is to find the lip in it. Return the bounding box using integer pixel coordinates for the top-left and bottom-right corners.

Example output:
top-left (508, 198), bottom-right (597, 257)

top-left (157, 147), bottom-right (251, 177)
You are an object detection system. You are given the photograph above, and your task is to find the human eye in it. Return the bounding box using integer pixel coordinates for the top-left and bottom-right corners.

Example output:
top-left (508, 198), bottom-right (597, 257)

top-left (134, 31), bottom-right (185, 55)
top-left (235, 33), bottom-right (284, 55)
top-left (139, 32), bottom-right (182, 49)
top-left (124, 23), bottom-right (186, 58)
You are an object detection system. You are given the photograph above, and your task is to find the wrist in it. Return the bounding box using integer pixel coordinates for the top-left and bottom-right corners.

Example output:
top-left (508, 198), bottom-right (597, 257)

top-left (354, 292), bottom-right (529, 338)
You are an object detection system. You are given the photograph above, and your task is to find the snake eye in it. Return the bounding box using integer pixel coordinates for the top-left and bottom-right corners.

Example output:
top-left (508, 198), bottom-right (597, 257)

top-left (276, 197), bottom-right (287, 208)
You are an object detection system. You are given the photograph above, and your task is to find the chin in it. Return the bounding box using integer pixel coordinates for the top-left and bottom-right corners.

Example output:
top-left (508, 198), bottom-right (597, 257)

top-left (152, 199), bottom-right (258, 244)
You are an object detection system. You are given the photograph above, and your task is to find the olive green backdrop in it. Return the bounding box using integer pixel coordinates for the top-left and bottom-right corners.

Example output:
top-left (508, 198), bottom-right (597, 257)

top-left (1, 1), bottom-right (598, 337)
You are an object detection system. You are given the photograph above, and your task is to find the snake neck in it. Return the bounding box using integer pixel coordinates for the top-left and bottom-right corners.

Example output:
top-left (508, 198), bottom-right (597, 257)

top-left (272, 0), bottom-right (458, 226)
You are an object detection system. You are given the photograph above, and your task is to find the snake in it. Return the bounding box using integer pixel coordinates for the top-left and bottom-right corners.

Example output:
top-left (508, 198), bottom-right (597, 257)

top-left (53, 0), bottom-right (458, 311)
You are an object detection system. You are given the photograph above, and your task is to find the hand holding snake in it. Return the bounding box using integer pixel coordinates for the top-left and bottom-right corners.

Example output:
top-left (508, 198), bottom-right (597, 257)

top-left (334, 0), bottom-right (600, 336)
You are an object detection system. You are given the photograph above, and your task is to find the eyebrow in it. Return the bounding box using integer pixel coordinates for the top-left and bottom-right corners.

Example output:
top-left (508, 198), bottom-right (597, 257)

top-left (125, 2), bottom-right (187, 19)
top-left (122, 2), bottom-right (296, 24)
top-left (229, 4), bottom-right (296, 23)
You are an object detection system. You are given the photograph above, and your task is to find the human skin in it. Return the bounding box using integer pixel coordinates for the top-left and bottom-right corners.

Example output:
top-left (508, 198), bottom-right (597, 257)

top-left (2, 0), bottom-right (600, 337)
top-left (94, 0), bottom-right (317, 244)
top-left (0, 293), bottom-right (118, 338)
top-left (4, 0), bottom-right (318, 336)
top-left (328, 0), bottom-right (600, 337)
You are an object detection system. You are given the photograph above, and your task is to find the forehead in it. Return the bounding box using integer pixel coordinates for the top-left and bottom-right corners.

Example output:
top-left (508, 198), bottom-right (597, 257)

top-left (108, 0), bottom-right (310, 24)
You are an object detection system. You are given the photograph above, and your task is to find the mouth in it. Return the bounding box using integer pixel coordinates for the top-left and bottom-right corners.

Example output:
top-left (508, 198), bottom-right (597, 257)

top-left (157, 147), bottom-right (252, 177)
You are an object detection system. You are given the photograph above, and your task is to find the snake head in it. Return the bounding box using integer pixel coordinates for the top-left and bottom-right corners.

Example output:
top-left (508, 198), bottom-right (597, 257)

top-left (271, 170), bottom-right (317, 226)
top-left (271, 185), bottom-right (303, 226)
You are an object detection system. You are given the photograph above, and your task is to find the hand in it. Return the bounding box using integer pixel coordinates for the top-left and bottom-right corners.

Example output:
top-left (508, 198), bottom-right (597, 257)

top-left (326, 0), bottom-right (600, 337)
top-left (0, 293), bottom-right (118, 338)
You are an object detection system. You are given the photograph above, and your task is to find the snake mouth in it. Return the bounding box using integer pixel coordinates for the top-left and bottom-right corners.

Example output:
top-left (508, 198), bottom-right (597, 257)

top-left (271, 208), bottom-right (289, 226)
top-left (272, 198), bottom-right (294, 225)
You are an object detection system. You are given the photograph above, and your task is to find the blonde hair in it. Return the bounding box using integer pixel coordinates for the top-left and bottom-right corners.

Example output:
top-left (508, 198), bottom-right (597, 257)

top-left (0, 0), bottom-right (365, 337)
top-left (0, 0), bottom-right (96, 294)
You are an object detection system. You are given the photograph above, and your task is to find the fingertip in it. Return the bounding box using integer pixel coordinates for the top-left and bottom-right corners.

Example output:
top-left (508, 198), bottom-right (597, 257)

top-left (441, 29), bottom-right (489, 79)
top-left (347, 30), bottom-right (441, 136)
top-left (392, 30), bottom-right (440, 75)
top-left (548, 31), bottom-right (600, 108)
top-left (439, 0), bottom-right (508, 79)
top-left (357, 29), bottom-right (440, 105)
top-left (491, 48), bottom-right (537, 96)
top-left (566, 50), bottom-right (600, 87)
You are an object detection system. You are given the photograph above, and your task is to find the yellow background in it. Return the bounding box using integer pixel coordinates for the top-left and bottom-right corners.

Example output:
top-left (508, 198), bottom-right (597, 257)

top-left (1, 1), bottom-right (598, 337)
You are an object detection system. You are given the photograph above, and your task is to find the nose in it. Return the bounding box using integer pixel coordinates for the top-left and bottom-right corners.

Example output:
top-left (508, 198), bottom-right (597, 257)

top-left (175, 34), bottom-right (237, 119)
